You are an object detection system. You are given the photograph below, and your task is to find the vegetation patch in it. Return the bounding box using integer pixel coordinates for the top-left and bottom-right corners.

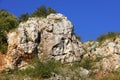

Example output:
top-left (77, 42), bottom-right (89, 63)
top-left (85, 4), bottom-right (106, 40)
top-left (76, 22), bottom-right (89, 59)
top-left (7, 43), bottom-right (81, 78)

top-left (0, 10), bottom-right (18, 53)
top-left (100, 69), bottom-right (120, 80)
top-left (7, 58), bottom-right (62, 79)
top-left (97, 32), bottom-right (120, 43)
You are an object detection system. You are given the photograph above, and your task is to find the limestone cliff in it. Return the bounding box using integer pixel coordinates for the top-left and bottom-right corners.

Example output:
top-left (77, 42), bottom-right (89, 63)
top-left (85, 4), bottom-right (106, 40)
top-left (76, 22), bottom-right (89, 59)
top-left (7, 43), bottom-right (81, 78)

top-left (1, 13), bottom-right (120, 79)
top-left (0, 14), bottom-right (84, 71)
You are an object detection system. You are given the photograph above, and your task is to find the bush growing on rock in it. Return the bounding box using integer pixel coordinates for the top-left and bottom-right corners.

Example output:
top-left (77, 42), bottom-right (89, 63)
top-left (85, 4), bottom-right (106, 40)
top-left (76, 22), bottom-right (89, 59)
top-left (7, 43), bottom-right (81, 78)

top-left (72, 57), bottom-right (94, 70)
top-left (0, 6), bottom-right (56, 53)
top-left (0, 9), bottom-right (18, 53)
top-left (0, 9), bottom-right (18, 31)
top-left (31, 5), bottom-right (56, 18)
top-left (12, 58), bottom-right (62, 79)
top-left (18, 13), bottom-right (29, 22)
top-left (97, 32), bottom-right (120, 43)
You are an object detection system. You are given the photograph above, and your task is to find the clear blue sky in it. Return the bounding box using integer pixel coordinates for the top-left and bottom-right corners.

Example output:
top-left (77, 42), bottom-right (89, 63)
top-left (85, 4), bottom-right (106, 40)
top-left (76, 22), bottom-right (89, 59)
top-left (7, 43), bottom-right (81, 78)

top-left (0, 0), bottom-right (120, 41)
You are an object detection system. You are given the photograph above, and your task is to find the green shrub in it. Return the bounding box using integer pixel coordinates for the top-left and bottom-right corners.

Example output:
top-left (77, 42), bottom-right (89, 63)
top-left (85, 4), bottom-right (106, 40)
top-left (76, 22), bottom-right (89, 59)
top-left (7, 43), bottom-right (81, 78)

top-left (94, 55), bottom-right (103, 62)
top-left (0, 9), bottom-right (18, 30)
top-left (72, 57), bottom-right (93, 70)
top-left (0, 44), bottom-right (8, 53)
top-left (80, 57), bottom-right (93, 70)
top-left (97, 32), bottom-right (120, 43)
top-left (31, 5), bottom-right (56, 18)
top-left (0, 9), bottom-right (18, 53)
top-left (13, 58), bottom-right (62, 79)
top-left (18, 13), bottom-right (29, 22)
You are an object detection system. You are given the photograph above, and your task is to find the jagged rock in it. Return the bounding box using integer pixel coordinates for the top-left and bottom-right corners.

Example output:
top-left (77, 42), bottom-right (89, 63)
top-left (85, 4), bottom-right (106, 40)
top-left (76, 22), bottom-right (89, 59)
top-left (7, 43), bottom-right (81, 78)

top-left (1, 13), bottom-right (120, 77)
top-left (83, 38), bottom-right (120, 71)
top-left (38, 14), bottom-right (84, 63)
top-left (99, 54), bottom-right (120, 71)
top-left (0, 13), bottom-right (84, 71)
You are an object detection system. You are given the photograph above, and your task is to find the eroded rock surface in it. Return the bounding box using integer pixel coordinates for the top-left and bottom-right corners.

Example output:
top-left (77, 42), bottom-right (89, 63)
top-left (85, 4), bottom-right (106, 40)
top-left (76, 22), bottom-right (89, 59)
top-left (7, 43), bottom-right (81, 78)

top-left (83, 38), bottom-right (120, 71)
top-left (0, 13), bottom-right (84, 71)
top-left (1, 13), bottom-right (120, 78)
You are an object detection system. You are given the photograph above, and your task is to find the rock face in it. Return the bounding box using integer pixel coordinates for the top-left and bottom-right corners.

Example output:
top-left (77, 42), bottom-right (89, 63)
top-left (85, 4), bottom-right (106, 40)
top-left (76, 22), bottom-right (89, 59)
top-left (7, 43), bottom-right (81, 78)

top-left (83, 38), bottom-right (120, 71)
top-left (1, 13), bottom-right (120, 78)
top-left (0, 13), bottom-right (84, 71)
top-left (38, 14), bottom-right (84, 63)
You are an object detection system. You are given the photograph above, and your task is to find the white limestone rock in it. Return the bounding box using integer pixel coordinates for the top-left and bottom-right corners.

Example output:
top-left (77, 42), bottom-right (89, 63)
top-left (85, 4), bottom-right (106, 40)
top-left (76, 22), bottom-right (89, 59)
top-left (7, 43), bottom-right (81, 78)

top-left (83, 37), bottom-right (120, 71)
top-left (5, 13), bottom-right (84, 70)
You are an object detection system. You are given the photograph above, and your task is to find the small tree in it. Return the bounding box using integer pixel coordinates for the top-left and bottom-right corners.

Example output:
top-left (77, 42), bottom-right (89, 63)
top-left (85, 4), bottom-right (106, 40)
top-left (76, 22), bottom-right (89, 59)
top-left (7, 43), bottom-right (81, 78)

top-left (47, 7), bottom-right (56, 15)
top-left (0, 9), bottom-right (18, 53)
top-left (31, 6), bottom-right (47, 17)
top-left (31, 6), bottom-right (56, 18)
top-left (19, 13), bottom-right (29, 22)
top-left (0, 9), bottom-right (18, 31)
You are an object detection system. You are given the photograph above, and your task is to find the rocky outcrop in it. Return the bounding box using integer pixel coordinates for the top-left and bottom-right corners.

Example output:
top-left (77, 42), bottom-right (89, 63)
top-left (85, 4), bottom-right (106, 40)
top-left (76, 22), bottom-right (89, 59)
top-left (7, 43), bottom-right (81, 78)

top-left (83, 38), bottom-right (120, 71)
top-left (0, 13), bottom-right (84, 71)
top-left (1, 13), bottom-right (120, 79)
top-left (38, 14), bottom-right (84, 63)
